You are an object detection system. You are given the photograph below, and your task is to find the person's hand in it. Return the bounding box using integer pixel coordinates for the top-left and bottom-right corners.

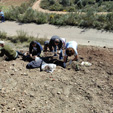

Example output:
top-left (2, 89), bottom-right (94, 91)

top-left (30, 54), bottom-right (32, 58)
top-left (63, 62), bottom-right (66, 68)
top-left (57, 50), bottom-right (60, 54)
top-left (69, 60), bottom-right (72, 64)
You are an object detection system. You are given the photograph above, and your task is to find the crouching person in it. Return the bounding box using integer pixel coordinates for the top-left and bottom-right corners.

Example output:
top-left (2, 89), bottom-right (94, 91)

top-left (29, 41), bottom-right (43, 59)
top-left (26, 57), bottom-right (56, 73)
top-left (22, 41), bottom-right (43, 61)
top-left (63, 41), bottom-right (78, 68)
top-left (43, 41), bottom-right (49, 52)
top-left (0, 41), bottom-right (18, 61)
top-left (49, 35), bottom-right (63, 60)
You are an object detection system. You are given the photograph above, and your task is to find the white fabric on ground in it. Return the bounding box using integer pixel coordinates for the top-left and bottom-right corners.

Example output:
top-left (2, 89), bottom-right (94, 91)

top-left (41, 63), bottom-right (56, 73)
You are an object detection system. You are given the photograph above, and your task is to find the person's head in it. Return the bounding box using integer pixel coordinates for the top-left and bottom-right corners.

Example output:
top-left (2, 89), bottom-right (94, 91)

top-left (0, 41), bottom-right (5, 47)
top-left (54, 39), bottom-right (60, 46)
top-left (31, 41), bottom-right (36, 47)
top-left (66, 47), bottom-right (75, 56)
top-left (44, 41), bottom-right (49, 47)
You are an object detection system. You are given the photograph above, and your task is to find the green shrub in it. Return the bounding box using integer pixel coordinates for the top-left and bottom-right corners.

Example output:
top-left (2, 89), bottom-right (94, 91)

top-left (35, 12), bottom-right (48, 24)
top-left (0, 31), bottom-right (7, 39)
top-left (49, 0), bottom-right (56, 5)
top-left (49, 3), bottom-right (62, 11)
top-left (16, 30), bottom-right (28, 43)
top-left (61, 0), bottom-right (71, 6)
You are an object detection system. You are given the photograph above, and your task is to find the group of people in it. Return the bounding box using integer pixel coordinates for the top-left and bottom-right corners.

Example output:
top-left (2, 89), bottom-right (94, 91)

top-left (0, 9), bottom-right (5, 22)
top-left (0, 35), bottom-right (78, 70)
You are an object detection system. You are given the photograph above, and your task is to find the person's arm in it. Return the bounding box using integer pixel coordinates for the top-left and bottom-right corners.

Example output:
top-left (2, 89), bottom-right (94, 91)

top-left (72, 55), bottom-right (78, 61)
top-left (64, 55), bottom-right (67, 63)
top-left (58, 41), bottom-right (63, 50)
top-left (62, 55), bottom-right (67, 68)
top-left (29, 43), bottom-right (33, 58)
top-left (36, 44), bottom-right (42, 56)
top-left (29, 42), bottom-right (33, 54)
top-left (49, 40), bottom-right (53, 52)
top-left (0, 49), bottom-right (4, 57)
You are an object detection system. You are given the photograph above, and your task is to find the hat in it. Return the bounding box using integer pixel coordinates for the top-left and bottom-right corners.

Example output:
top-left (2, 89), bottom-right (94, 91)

top-left (61, 38), bottom-right (66, 43)
top-left (0, 41), bottom-right (4, 44)
top-left (54, 39), bottom-right (60, 43)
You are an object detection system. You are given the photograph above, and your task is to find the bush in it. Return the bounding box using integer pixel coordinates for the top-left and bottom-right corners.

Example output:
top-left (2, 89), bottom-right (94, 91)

top-left (61, 0), bottom-right (71, 6)
top-left (49, 3), bottom-right (62, 11)
top-left (16, 30), bottom-right (28, 43)
top-left (35, 12), bottom-right (48, 24)
top-left (0, 31), bottom-right (7, 39)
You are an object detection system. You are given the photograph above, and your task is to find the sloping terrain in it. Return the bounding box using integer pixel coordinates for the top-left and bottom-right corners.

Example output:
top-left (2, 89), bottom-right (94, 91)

top-left (0, 0), bottom-right (30, 6)
top-left (0, 45), bottom-right (113, 113)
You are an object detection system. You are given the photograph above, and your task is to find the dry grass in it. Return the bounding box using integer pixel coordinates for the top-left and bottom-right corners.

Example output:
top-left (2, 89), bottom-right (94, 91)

top-left (0, 0), bottom-right (30, 7)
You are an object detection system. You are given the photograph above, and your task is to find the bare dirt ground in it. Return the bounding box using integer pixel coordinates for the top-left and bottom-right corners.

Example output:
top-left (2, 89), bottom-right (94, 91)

top-left (0, 1), bottom-right (113, 113)
top-left (0, 45), bottom-right (113, 113)
top-left (0, 0), bottom-right (30, 6)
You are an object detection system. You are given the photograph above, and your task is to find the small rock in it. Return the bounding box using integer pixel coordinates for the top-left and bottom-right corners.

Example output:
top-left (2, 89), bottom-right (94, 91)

top-left (3, 64), bottom-right (7, 67)
top-left (1, 103), bottom-right (5, 106)
top-left (12, 107), bottom-right (16, 111)
top-left (4, 70), bottom-right (8, 72)
top-left (52, 79), bottom-right (55, 81)
top-left (10, 73), bottom-right (14, 76)
top-left (19, 68), bottom-right (22, 70)
top-left (57, 92), bottom-right (61, 95)
top-left (0, 84), bottom-right (2, 91)
top-left (12, 63), bottom-right (15, 66)
top-left (21, 73), bottom-right (28, 76)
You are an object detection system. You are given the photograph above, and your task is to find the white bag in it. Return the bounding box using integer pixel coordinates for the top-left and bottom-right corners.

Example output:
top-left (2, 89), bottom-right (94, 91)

top-left (41, 63), bottom-right (56, 73)
top-left (81, 61), bottom-right (92, 66)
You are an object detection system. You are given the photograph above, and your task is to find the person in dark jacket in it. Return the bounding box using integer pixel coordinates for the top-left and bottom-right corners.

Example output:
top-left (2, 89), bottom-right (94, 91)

top-left (29, 41), bottom-right (43, 59)
top-left (43, 40), bottom-right (49, 52)
top-left (49, 35), bottom-right (63, 60)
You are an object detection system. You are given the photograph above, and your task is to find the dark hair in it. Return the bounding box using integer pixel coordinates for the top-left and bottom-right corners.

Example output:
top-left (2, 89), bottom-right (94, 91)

top-left (66, 48), bottom-right (75, 56)
top-left (54, 39), bottom-right (60, 43)
top-left (31, 41), bottom-right (36, 46)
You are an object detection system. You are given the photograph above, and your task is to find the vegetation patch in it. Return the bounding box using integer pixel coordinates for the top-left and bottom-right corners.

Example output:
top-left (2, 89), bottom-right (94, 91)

top-left (1, 0), bottom-right (113, 31)
top-left (40, 0), bottom-right (113, 12)
top-left (0, 30), bottom-right (47, 46)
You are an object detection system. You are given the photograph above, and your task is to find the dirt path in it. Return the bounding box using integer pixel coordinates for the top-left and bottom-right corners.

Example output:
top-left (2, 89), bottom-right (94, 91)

top-left (0, 21), bottom-right (113, 48)
top-left (32, 0), bottom-right (67, 14)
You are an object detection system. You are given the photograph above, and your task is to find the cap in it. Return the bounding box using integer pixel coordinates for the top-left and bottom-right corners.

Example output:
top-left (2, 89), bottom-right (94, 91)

top-left (54, 39), bottom-right (60, 43)
top-left (61, 38), bottom-right (66, 43)
top-left (0, 41), bottom-right (4, 44)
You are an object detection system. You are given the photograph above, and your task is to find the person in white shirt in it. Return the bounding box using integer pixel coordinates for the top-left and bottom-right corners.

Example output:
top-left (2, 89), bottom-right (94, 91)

top-left (0, 10), bottom-right (5, 22)
top-left (63, 41), bottom-right (78, 68)
top-left (61, 38), bottom-right (66, 49)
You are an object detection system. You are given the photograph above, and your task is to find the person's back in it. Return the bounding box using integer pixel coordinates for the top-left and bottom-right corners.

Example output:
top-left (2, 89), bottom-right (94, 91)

top-left (66, 41), bottom-right (78, 55)
top-left (49, 36), bottom-right (62, 47)
top-left (0, 45), bottom-right (16, 59)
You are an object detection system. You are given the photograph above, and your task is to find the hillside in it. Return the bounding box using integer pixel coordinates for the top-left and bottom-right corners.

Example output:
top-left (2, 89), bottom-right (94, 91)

top-left (0, 45), bottom-right (113, 112)
top-left (0, 1), bottom-right (113, 112)
top-left (0, 0), bottom-right (30, 6)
